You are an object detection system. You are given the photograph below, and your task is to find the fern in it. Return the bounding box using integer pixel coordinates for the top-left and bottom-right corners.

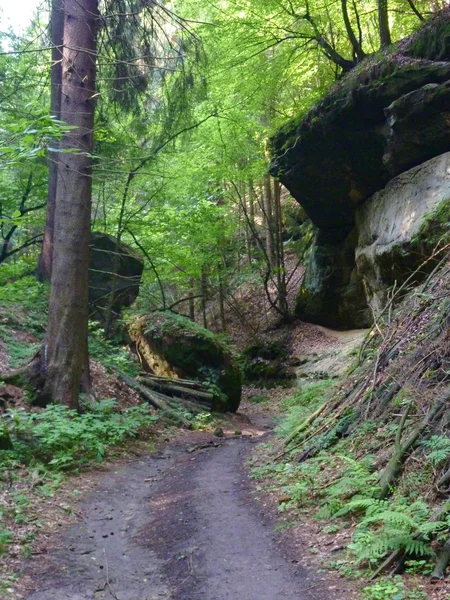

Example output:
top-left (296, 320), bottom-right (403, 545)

top-left (422, 435), bottom-right (450, 466)
top-left (344, 496), bottom-right (444, 563)
top-left (321, 456), bottom-right (380, 517)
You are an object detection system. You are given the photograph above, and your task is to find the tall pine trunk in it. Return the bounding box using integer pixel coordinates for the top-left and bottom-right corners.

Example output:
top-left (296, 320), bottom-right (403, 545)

top-left (41, 0), bottom-right (99, 408)
top-left (37, 0), bottom-right (64, 281)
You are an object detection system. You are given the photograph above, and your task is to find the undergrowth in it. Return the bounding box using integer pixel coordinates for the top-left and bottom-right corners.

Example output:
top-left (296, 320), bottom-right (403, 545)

top-left (0, 400), bottom-right (159, 565)
top-left (1, 400), bottom-right (158, 471)
top-left (250, 378), bottom-right (449, 594)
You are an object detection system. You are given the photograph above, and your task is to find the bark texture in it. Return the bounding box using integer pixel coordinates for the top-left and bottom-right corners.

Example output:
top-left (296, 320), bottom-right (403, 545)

top-left (37, 0), bottom-right (64, 281)
top-left (41, 0), bottom-right (99, 408)
top-left (378, 0), bottom-right (391, 48)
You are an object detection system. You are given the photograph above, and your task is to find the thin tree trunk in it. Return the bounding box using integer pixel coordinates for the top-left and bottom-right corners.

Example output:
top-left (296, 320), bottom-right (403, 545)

top-left (246, 180), bottom-right (255, 264)
top-left (200, 269), bottom-right (208, 329)
top-left (263, 175), bottom-right (274, 262)
top-left (273, 179), bottom-right (288, 316)
top-left (378, 0), bottom-right (391, 48)
top-left (248, 180), bottom-right (255, 226)
top-left (218, 267), bottom-right (226, 332)
top-left (37, 0), bottom-right (64, 281)
top-left (189, 277), bottom-right (195, 321)
top-left (341, 0), bottom-right (365, 60)
top-left (41, 0), bottom-right (99, 409)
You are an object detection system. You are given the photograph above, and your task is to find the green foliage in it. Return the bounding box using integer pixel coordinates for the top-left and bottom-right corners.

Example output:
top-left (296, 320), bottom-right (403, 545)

top-left (339, 497), bottom-right (444, 562)
top-left (88, 321), bottom-right (139, 376)
top-left (0, 529), bottom-right (13, 554)
top-left (276, 380), bottom-right (334, 439)
top-left (316, 455), bottom-right (379, 519)
top-left (362, 577), bottom-right (427, 600)
top-left (422, 435), bottom-right (450, 466)
top-left (0, 276), bottom-right (48, 333)
top-left (1, 402), bottom-right (158, 471)
top-left (282, 380), bottom-right (334, 409)
top-left (248, 394), bottom-right (270, 404)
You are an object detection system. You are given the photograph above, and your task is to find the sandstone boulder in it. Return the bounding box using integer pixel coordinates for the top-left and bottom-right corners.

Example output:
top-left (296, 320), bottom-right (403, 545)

top-left (270, 11), bottom-right (450, 328)
top-left (127, 312), bottom-right (242, 412)
top-left (89, 232), bottom-right (144, 325)
top-left (356, 152), bottom-right (450, 313)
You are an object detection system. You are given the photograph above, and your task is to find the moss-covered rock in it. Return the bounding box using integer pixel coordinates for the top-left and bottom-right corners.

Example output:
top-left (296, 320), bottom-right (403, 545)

top-left (89, 232), bottom-right (144, 326)
top-left (127, 312), bottom-right (242, 412)
top-left (241, 341), bottom-right (296, 383)
top-left (270, 10), bottom-right (450, 328)
top-left (270, 10), bottom-right (450, 241)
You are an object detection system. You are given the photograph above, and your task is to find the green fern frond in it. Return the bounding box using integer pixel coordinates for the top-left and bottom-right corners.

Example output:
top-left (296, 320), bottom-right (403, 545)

top-left (362, 510), bottom-right (418, 529)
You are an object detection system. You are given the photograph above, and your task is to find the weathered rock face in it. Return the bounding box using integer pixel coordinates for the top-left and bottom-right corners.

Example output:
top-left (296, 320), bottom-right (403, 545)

top-left (127, 312), bottom-right (242, 412)
top-left (356, 152), bottom-right (450, 313)
top-left (89, 232), bottom-right (144, 324)
top-left (296, 230), bottom-right (371, 329)
top-left (241, 341), bottom-right (296, 384)
top-left (270, 11), bottom-right (450, 328)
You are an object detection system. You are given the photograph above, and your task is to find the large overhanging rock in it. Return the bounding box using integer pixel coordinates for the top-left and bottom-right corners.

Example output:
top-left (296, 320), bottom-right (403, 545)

top-left (271, 11), bottom-right (450, 328)
top-left (88, 232), bottom-right (144, 326)
top-left (127, 312), bottom-right (242, 413)
top-left (356, 152), bottom-right (450, 313)
top-left (270, 11), bottom-right (450, 243)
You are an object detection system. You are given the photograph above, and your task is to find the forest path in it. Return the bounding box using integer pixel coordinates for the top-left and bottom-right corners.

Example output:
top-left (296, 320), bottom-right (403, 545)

top-left (23, 418), bottom-right (324, 600)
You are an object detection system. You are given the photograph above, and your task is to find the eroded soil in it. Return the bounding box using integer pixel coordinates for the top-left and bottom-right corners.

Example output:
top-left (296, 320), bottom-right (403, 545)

top-left (18, 420), bottom-right (346, 600)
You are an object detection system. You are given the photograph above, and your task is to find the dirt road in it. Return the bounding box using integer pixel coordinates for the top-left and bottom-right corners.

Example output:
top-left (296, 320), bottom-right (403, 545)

top-left (24, 432), bottom-right (324, 600)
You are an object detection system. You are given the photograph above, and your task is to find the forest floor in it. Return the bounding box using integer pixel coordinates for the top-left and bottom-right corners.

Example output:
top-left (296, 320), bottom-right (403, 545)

top-left (11, 396), bottom-right (359, 600)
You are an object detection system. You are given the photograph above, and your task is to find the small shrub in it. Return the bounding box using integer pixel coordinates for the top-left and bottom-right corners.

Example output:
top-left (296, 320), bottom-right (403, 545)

top-left (362, 577), bottom-right (427, 600)
top-left (422, 435), bottom-right (450, 466)
top-left (0, 529), bottom-right (13, 554)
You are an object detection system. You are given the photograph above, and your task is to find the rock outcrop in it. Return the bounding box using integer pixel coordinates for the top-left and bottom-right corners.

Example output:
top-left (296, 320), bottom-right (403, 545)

top-left (296, 229), bottom-right (371, 329)
top-left (127, 312), bottom-right (242, 412)
top-left (270, 11), bottom-right (450, 328)
top-left (89, 232), bottom-right (144, 325)
top-left (356, 152), bottom-right (450, 313)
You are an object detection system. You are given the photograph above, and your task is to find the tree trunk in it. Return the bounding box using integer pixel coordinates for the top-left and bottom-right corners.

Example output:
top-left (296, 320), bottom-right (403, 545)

top-left (341, 0), bottom-right (365, 60)
top-left (189, 277), bottom-right (195, 321)
top-left (273, 179), bottom-right (288, 316)
top-left (37, 0), bottom-right (64, 281)
top-left (378, 0), bottom-right (391, 48)
top-left (246, 180), bottom-right (255, 263)
top-left (218, 267), bottom-right (226, 332)
top-left (263, 175), bottom-right (274, 262)
top-left (200, 268), bottom-right (208, 329)
top-left (41, 0), bottom-right (99, 409)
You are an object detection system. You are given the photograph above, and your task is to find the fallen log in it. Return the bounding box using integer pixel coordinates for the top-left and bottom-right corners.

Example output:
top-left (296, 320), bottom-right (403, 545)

top-left (116, 370), bottom-right (192, 428)
top-left (139, 373), bottom-right (208, 390)
top-left (137, 376), bottom-right (214, 403)
top-left (378, 391), bottom-right (450, 499)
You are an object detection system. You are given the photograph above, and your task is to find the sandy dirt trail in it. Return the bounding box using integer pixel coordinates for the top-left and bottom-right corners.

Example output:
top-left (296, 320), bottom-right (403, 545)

top-left (23, 425), bottom-right (324, 600)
